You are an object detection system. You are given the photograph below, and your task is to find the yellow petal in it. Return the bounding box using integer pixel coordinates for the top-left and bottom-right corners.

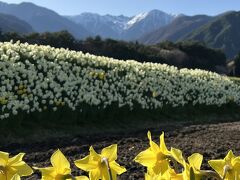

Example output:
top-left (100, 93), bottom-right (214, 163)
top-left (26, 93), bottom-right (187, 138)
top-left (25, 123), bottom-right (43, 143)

top-left (208, 159), bottom-right (225, 177)
top-left (152, 159), bottom-right (169, 175)
top-left (188, 153), bottom-right (203, 170)
top-left (6, 170), bottom-right (17, 180)
top-left (7, 153), bottom-right (32, 178)
top-left (0, 151), bottom-right (9, 166)
top-left (225, 150), bottom-right (235, 162)
top-left (145, 173), bottom-right (152, 180)
top-left (89, 146), bottom-right (101, 160)
top-left (50, 149), bottom-right (71, 175)
top-left (89, 168), bottom-right (101, 180)
top-left (147, 131), bottom-right (159, 153)
top-left (170, 148), bottom-right (185, 165)
top-left (35, 167), bottom-right (57, 179)
top-left (160, 132), bottom-right (169, 155)
top-left (8, 153), bottom-right (24, 166)
top-left (169, 169), bottom-right (184, 180)
top-left (0, 174), bottom-right (5, 180)
top-left (134, 148), bottom-right (156, 167)
top-left (10, 161), bottom-right (33, 176)
top-left (144, 172), bottom-right (163, 180)
top-left (75, 155), bottom-right (98, 172)
top-left (232, 157), bottom-right (240, 169)
top-left (101, 144), bottom-right (117, 162)
top-left (75, 176), bottom-right (89, 180)
top-left (109, 161), bottom-right (126, 175)
top-left (10, 174), bottom-right (20, 180)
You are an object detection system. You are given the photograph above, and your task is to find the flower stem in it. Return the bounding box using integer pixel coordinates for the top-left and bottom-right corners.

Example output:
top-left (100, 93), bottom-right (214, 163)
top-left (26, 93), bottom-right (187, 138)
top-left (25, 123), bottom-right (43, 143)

top-left (102, 157), bottom-right (113, 180)
top-left (223, 165), bottom-right (231, 179)
top-left (167, 156), bottom-right (183, 173)
top-left (201, 170), bottom-right (223, 180)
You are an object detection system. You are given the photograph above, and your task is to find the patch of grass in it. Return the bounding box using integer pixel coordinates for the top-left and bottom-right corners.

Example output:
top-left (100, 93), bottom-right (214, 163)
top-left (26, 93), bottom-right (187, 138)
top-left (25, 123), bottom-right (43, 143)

top-left (229, 76), bottom-right (240, 85)
top-left (0, 104), bottom-right (240, 145)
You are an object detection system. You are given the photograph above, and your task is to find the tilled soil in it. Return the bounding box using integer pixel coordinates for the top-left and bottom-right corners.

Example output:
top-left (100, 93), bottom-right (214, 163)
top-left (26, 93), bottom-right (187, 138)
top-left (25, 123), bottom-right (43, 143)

top-left (1, 121), bottom-right (240, 179)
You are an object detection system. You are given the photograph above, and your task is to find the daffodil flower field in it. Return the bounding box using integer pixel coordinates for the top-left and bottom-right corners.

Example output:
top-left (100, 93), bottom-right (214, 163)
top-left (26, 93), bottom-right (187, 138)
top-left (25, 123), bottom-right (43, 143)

top-left (1, 41), bottom-right (240, 179)
top-left (0, 41), bottom-right (240, 120)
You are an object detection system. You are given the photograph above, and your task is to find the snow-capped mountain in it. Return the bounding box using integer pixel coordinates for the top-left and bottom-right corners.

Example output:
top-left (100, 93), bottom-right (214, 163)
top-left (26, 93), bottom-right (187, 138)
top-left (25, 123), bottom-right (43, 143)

top-left (0, 1), bottom-right (182, 41)
top-left (67, 13), bottom-right (130, 39)
top-left (123, 10), bottom-right (180, 40)
top-left (126, 12), bottom-right (149, 29)
top-left (67, 9), bottom-right (180, 40)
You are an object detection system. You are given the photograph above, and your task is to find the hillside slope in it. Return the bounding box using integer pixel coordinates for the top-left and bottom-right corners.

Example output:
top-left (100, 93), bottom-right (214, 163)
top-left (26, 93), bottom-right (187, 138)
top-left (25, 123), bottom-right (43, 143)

top-left (185, 11), bottom-right (240, 58)
top-left (0, 13), bottom-right (33, 33)
top-left (0, 1), bottom-right (90, 39)
top-left (139, 15), bottom-right (212, 44)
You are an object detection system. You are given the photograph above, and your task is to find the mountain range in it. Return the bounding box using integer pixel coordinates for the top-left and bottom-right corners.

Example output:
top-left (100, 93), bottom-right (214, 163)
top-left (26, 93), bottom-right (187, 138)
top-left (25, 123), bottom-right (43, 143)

top-left (67, 10), bottom-right (180, 40)
top-left (185, 11), bottom-right (240, 58)
top-left (0, 12), bottom-right (33, 33)
top-left (0, 1), bottom-right (90, 38)
top-left (0, 1), bottom-right (239, 58)
top-left (139, 15), bottom-right (213, 44)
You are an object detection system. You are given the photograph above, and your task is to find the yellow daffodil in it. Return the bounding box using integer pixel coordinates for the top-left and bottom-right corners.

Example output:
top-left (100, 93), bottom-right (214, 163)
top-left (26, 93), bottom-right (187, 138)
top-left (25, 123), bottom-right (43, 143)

top-left (35, 149), bottom-right (88, 180)
top-left (208, 150), bottom-right (240, 180)
top-left (171, 148), bottom-right (205, 180)
top-left (152, 91), bottom-right (158, 98)
top-left (0, 151), bottom-right (33, 180)
top-left (98, 72), bottom-right (105, 80)
top-left (134, 131), bottom-right (171, 175)
top-left (183, 153), bottom-right (204, 180)
top-left (0, 97), bottom-right (8, 105)
top-left (75, 144), bottom-right (126, 180)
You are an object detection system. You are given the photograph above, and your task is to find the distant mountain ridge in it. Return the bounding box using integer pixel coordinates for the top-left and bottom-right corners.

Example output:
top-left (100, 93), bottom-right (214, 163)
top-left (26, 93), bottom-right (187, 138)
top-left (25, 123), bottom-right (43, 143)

top-left (66, 13), bottom-right (130, 39)
top-left (0, 1), bottom-right (90, 38)
top-left (0, 0), bottom-right (239, 58)
top-left (139, 15), bottom-right (213, 44)
top-left (0, 12), bottom-right (33, 33)
top-left (185, 11), bottom-right (240, 58)
top-left (67, 10), bottom-right (182, 40)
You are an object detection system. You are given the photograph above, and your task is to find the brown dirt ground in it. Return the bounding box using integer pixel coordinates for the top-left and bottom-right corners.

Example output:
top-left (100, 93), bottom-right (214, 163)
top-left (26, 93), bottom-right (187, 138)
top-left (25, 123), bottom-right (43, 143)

top-left (1, 121), bottom-right (240, 179)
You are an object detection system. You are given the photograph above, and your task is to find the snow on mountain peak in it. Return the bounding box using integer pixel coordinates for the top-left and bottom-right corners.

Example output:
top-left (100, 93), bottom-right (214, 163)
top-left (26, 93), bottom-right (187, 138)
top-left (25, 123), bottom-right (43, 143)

top-left (126, 12), bottom-right (149, 29)
top-left (67, 9), bottom-right (180, 40)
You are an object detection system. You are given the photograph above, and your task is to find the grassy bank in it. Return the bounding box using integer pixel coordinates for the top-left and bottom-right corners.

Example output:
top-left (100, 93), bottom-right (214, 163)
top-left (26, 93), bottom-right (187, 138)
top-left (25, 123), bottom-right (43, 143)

top-left (1, 104), bottom-right (240, 144)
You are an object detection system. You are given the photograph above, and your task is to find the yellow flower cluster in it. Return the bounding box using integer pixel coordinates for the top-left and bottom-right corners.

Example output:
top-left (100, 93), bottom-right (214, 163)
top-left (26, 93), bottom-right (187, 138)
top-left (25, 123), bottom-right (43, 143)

top-left (0, 151), bottom-right (32, 180)
top-left (1, 134), bottom-right (240, 180)
top-left (90, 71), bottom-right (106, 80)
top-left (135, 131), bottom-right (240, 180)
top-left (0, 97), bottom-right (8, 105)
top-left (0, 144), bottom-right (126, 180)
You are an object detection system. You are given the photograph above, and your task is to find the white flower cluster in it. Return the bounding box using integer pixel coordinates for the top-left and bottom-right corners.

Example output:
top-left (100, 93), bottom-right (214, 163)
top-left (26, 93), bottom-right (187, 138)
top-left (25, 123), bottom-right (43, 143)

top-left (0, 41), bottom-right (239, 119)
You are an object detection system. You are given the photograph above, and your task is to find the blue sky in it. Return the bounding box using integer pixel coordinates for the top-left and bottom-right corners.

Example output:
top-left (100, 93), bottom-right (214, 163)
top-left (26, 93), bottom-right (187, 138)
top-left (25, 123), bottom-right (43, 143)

top-left (2, 0), bottom-right (240, 16)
